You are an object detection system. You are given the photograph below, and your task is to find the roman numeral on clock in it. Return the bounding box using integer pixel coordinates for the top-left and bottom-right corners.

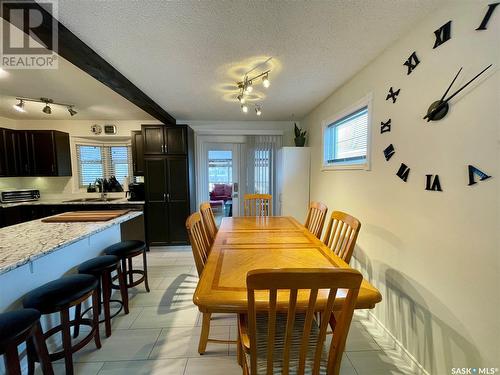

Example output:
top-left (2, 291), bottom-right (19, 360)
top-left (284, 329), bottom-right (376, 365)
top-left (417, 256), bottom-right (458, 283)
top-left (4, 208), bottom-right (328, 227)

top-left (403, 51), bottom-right (420, 75)
top-left (425, 174), bottom-right (443, 191)
top-left (380, 119), bottom-right (391, 133)
top-left (383, 144), bottom-right (395, 161)
top-left (468, 165), bottom-right (491, 185)
top-left (433, 20), bottom-right (451, 48)
top-left (476, 2), bottom-right (499, 30)
top-left (386, 87), bottom-right (401, 103)
top-left (396, 163), bottom-right (410, 182)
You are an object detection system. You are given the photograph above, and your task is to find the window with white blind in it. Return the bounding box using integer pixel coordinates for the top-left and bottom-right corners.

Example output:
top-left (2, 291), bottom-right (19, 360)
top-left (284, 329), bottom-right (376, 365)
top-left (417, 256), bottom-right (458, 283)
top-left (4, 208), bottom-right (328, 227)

top-left (323, 98), bottom-right (371, 170)
top-left (76, 144), bottom-right (132, 188)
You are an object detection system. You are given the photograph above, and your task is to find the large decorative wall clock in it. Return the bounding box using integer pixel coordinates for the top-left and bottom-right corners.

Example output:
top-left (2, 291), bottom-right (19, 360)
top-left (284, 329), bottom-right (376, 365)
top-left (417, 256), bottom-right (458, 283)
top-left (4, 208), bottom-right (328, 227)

top-left (382, 2), bottom-right (498, 191)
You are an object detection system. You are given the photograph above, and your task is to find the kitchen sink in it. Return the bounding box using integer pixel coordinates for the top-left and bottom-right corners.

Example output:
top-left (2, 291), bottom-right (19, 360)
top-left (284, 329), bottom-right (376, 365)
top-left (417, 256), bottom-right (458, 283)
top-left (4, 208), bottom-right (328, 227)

top-left (63, 197), bottom-right (123, 203)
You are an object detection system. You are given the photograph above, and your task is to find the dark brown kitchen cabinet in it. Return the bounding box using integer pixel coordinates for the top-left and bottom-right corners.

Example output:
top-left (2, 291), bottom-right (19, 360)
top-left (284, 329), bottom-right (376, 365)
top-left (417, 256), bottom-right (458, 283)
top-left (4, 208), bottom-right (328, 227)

top-left (143, 125), bottom-right (194, 246)
top-left (142, 124), bottom-right (187, 155)
top-left (0, 128), bottom-right (71, 177)
top-left (131, 130), bottom-right (144, 176)
top-left (29, 130), bottom-right (72, 176)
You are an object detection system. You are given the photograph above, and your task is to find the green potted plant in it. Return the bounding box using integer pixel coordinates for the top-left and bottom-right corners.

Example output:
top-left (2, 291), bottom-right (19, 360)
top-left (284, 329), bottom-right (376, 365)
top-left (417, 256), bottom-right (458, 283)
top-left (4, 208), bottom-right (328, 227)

top-left (294, 123), bottom-right (307, 147)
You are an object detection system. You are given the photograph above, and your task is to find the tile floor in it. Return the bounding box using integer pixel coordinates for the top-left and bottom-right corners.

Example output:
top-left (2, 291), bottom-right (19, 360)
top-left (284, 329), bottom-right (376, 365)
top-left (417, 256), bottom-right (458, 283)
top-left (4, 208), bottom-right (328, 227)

top-left (35, 246), bottom-right (425, 375)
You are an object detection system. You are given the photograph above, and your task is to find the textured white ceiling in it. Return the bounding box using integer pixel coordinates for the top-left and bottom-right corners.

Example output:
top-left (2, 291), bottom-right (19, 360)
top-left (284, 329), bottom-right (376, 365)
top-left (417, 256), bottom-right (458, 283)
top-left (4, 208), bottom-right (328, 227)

top-left (0, 20), bottom-right (153, 120)
top-left (52, 1), bottom-right (445, 121)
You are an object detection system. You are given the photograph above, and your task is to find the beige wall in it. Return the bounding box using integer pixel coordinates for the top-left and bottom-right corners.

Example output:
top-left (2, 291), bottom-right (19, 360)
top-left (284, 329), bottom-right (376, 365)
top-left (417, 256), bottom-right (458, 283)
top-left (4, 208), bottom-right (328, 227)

top-left (301, 2), bottom-right (499, 373)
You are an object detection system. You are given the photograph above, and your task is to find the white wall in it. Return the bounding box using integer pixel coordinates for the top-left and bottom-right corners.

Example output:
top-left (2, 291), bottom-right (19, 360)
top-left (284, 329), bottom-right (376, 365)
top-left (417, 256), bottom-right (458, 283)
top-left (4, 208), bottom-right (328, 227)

top-left (301, 2), bottom-right (499, 374)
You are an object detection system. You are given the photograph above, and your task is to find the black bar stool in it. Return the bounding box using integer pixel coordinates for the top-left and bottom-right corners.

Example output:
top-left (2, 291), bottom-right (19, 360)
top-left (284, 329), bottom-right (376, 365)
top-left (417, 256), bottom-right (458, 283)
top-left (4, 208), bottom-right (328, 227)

top-left (23, 274), bottom-right (101, 375)
top-left (103, 240), bottom-right (150, 293)
top-left (74, 255), bottom-right (129, 338)
top-left (0, 309), bottom-right (53, 375)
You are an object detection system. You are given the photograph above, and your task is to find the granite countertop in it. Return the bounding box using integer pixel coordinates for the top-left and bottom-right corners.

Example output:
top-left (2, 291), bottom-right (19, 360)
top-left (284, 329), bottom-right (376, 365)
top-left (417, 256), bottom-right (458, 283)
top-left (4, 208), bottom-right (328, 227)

top-left (0, 211), bottom-right (143, 275)
top-left (0, 198), bottom-right (145, 208)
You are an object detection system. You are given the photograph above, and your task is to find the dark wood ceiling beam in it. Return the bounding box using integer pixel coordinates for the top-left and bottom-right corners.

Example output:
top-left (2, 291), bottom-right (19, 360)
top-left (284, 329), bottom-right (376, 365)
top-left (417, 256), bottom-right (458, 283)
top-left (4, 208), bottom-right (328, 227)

top-left (1, 0), bottom-right (176, 124)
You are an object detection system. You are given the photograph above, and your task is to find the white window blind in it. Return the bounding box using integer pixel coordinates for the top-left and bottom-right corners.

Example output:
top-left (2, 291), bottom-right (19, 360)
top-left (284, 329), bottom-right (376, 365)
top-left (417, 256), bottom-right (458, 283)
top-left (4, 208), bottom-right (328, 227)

top-left (76, 144), bottom-right (132, 188)
top-left (324, 106), bottom-right (368, 166)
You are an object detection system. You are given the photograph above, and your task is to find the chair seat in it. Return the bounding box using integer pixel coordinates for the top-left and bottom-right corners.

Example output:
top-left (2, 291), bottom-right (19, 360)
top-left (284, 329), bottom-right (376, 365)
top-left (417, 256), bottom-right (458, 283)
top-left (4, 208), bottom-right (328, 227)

top-left (23, 275), bottom-right (98, 314)
top-left (241, 313), bottom-right (328, 375)
top-left (103, 240), bottom-right (146, 257)
top-left (0, 309), bottom-right (40, 346)
top-left (78, 255), bottom-right (119, 274)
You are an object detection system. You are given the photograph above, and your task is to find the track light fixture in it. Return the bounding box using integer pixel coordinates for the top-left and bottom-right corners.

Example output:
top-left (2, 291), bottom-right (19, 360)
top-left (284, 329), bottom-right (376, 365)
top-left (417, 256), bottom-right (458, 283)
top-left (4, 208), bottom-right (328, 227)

top-left (13, 99), bottom-right (25, 112)
top-left (12, 97), bottom-right (77, 116)
top-left (235, 57), bottom-right (272, 116)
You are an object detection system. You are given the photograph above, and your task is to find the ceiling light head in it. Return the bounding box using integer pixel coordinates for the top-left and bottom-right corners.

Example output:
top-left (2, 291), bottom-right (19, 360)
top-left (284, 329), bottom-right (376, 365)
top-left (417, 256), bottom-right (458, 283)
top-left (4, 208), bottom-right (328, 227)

top-left (262, 73), bottom-right (270, 88)
top-left (42, 103), bottom-right (51, 115)
top-left (244, 80), bottom-right (253, 93)
top-left (13, 99), bottom-right (25, 112)
top-left (237, 94), bottom-right (246, 104)
top-left (241, 104), bottom-right (248, 113)
top-left (68, 106), bottom-right (77, 116)
top-left (255, 105), bottom-right (262, 116)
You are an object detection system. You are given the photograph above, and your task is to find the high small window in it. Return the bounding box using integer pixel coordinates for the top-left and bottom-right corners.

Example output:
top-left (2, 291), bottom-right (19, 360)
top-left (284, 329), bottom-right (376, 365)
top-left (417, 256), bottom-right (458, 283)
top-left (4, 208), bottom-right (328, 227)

top-left (323, 100), bottom-right (371, 169)
top-left (76, 144), bottom-right (132, 188)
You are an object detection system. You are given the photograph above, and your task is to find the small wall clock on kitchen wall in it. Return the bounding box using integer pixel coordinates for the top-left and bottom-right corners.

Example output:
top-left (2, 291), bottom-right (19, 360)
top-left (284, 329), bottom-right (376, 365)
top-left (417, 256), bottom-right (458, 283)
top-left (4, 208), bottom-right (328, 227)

top-left (381, 2), bottom-right (498, 192)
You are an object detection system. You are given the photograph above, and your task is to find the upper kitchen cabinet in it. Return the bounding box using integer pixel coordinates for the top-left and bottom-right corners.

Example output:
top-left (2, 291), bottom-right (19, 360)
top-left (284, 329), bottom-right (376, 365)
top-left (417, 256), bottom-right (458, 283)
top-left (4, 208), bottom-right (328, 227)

top-left (142, 124), bottom-right (188, 155)
top-left (131, 130), bottom-right (144, 176)
top-left (0, 128), bottom-right (71, 177)
top-left (29, 130), bottom-right (72, 176)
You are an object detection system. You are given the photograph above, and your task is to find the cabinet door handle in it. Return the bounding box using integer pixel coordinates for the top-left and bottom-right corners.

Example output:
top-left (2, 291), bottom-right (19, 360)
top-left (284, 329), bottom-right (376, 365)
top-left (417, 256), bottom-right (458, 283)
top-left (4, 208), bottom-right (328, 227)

top-left (166, 193), bottom-right (170, 202)
top-left (163, 193), bottom-right (167, 202)
top-left (51, 164), bottom-right (55, 173)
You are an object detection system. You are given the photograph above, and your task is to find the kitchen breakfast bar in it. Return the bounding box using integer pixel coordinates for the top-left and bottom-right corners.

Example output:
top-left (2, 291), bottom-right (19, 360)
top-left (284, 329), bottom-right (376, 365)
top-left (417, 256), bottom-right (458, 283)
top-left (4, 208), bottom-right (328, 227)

top-left (0, 210), bottom-right (144, 312)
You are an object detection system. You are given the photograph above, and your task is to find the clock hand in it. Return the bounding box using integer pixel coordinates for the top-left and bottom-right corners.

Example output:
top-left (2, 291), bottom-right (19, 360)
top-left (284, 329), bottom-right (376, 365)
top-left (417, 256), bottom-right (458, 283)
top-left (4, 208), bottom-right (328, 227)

top-left (441, 64), bottom-right (492, 103)
top-left (440, 67), bottom-right (462, 102)
top-left (423, 64), bottom-right (492, 121)
top-left (423, 67), bottom-right (462, 121)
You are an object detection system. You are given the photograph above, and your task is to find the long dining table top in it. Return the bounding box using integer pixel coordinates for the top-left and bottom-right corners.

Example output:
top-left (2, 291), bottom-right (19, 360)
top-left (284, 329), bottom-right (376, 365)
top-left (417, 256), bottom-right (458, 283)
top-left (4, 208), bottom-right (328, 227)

top-left (193, 216), bottom-right (382, 313)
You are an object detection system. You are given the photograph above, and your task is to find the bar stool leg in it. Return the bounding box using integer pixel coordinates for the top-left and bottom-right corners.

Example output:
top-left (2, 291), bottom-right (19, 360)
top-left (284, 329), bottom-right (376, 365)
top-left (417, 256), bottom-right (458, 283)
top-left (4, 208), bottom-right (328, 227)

top-left (117, 264), bottom-right (129, 314)
top-left (127, 257), bottom-right (134, 285)
top-left (73, 303), bottom-right (81, 338)
top-left (3, 345), bottom-right (22, 375)
top-left (142, 249), bottom-right (150, 293)
top-left (26, 336), bottom-right (36, 375)
top-left (121, 258), bottom-right (128, 287)
top-left (32, 322), bottom-right (54, 375)
top-left (92, 290), bottom-right (102, 349)
top-left (60, 308), bottom-right (74, 375)
top-left (102, 270), bottom-right (112, 338)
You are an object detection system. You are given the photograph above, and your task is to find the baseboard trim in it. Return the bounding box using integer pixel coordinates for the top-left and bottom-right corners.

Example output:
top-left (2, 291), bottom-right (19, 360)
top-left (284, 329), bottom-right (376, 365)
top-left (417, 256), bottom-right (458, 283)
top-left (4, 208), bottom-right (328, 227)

top-left (365, 311), bottom-right (432, 375)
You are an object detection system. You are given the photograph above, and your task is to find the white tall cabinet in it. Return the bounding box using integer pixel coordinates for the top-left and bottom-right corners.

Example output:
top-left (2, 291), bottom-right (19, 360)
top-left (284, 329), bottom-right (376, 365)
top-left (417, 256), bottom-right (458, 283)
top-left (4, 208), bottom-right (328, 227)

top-left (276, 147), bottom-right (310, 222)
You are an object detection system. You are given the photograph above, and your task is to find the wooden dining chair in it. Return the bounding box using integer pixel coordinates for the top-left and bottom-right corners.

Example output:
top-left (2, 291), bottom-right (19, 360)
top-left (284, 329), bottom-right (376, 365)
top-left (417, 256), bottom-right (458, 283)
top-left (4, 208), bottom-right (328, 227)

top-left (238, 268), bottom-right (362, 375)
top-left (200, 202), bottom-right (218, 245)
top-left (185, 213), bottom-right (235, 354)
top-left (243, 194), bottom-right (272, 217)
top-left (304, 201), bottom-right (328, 239)
top-left (322, 211), bottom-right (361, 264)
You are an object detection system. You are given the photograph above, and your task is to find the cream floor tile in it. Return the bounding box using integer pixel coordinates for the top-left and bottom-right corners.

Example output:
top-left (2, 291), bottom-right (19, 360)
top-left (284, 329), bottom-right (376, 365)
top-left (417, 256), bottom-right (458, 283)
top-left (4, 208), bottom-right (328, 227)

top-left (149, 325), bottom-right (231, 359)
top-left (131, 305), bottom-right (200, 329)
top-left (74, 328), bottom-right (161, 362)
top-left (156, 274), bottom-right (198, 291)
top-left (347, 350), bottom-right (418, 375)
top-left (147, 265), bottom-right (195, 278)
top-left (198, 312), bottom-right (237, 327)
top-left (109, 306), bottom-right (144, 330)
top-left (345, 322), bottom-right (382, 351)
top-left (35, 361), bottom-right (104, 375)
top-left (184, 356), bottom-right (241, 375)
top-left (127, 289), bottom-right (194, 308)
top-left (97, 359), bottom-right (187, 375)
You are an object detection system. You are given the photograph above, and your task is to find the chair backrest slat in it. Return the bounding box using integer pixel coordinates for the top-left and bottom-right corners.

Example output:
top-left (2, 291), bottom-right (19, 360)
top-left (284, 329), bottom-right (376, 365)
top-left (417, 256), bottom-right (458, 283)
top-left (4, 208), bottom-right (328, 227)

top-left (304, 202), bottom-right (328, 239)
top-left (246, 268), bottom-right (362, 375)
top-left (200, 202), bottom-right (218, 245)
top-left (322, 211), bottom-right (361, 264)
top-left (185, 212), bottom-right (211, 276)
top-left (244, 194), bottom-right (272, 217)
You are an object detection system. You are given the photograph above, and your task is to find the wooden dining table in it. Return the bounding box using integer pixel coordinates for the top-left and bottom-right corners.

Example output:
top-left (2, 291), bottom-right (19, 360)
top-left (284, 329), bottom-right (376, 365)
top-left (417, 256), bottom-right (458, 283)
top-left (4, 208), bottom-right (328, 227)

top-left (193, 216), bottom-right (382, 313)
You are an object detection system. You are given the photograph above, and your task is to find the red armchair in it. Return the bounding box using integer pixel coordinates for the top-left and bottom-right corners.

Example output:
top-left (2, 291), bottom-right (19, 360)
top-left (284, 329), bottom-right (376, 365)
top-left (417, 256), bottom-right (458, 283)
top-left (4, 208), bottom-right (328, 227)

top-left (210, 184), bottom-right (232, 202)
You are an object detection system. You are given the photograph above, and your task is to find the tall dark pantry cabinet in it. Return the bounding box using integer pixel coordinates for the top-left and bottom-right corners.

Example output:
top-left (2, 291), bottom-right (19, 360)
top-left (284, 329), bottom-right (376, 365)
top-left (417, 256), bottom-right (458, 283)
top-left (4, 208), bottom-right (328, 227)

top-left (141, 124), bottom-right (195, 246)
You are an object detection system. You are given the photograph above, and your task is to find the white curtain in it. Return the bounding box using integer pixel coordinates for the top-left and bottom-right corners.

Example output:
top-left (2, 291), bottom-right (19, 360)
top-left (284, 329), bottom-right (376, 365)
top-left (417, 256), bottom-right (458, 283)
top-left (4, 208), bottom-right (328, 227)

top-left (246, 135), bottom-right (282, 213)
